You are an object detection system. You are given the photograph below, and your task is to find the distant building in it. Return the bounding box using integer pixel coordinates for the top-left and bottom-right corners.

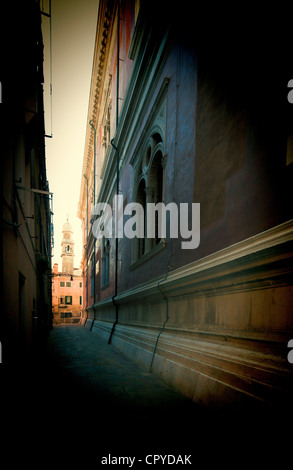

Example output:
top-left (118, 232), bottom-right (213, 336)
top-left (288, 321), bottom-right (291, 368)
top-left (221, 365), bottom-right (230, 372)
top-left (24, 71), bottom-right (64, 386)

top-left (52, 219), bottom-right (83, 323)
top-left (1, 0), bottom-right (53, 362)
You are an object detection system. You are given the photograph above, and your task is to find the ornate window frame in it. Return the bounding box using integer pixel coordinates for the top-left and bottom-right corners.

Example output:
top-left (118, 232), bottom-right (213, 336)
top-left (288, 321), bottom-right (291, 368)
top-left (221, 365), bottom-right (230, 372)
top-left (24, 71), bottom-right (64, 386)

top-left (129, 79), bottom-right (169, 269)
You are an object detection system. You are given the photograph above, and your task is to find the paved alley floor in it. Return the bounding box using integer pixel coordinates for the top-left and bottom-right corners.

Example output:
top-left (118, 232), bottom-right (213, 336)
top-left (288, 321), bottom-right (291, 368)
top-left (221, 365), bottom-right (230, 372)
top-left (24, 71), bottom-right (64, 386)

top-left (1, 324), bottom-right (290, 468)
top-left (43, 324), bottom-right (203, 458)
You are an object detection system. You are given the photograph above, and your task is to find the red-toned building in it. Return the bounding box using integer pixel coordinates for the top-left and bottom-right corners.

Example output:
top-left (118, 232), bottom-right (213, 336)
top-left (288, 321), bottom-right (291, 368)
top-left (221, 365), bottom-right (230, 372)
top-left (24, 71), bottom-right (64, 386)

top-left (52, 219), bottom-right (83, 323)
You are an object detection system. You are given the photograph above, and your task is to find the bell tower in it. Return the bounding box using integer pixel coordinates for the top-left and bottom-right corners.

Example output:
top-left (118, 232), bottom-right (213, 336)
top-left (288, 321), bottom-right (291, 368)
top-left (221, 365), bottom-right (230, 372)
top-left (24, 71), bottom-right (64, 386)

top-left (61, 217), bottom-right (74, 274)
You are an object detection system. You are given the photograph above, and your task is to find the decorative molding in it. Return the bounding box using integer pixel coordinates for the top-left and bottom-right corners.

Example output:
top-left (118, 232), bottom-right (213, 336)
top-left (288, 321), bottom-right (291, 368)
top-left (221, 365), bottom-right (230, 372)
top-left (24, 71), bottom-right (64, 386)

top-left (127, 4), bottom-right (145, 61)
top-left (109, 323), bottom-right (293, 407)
top-left (130, 239), bottom-right (166, 271)
top-left (78, 0), bottom-right (115, 219)
top-left (115, 219), bottom-right (293, 304)
top-left (129, 77), bottom-right (169, 167)
top-left (83, 317), bottom-right (293, 407)
top-left (171, 220), bottom-right (293, 280)
top-left (116, 31), bottom-right (172, 171)
top-left (84, 219), bottom-right (293, 312)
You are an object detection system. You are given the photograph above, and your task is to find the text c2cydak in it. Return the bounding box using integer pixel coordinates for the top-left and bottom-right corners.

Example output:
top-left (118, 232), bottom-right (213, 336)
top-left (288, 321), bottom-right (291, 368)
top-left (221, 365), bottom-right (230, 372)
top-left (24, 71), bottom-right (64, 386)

top-left (101, 454), bottom-right (192, 467)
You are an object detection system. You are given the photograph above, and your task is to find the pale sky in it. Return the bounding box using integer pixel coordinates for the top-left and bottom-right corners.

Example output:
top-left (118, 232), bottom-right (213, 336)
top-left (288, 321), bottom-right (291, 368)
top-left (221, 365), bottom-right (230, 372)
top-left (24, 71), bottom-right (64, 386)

top-left (42, 0), bottom-right (99, 269)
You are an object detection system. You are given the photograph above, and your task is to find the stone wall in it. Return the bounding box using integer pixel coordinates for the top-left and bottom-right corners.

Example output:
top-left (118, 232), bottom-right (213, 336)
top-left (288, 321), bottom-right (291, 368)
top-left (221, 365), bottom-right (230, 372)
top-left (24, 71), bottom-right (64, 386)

top-left (82, 220), bottom-right (293, 409)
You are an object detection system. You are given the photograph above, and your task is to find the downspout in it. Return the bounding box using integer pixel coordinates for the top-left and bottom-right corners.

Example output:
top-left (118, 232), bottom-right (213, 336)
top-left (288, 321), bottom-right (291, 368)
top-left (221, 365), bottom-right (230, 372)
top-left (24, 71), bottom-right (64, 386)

top-left (89, 120), bottom-right (96, 331)
top-left (149, 278), bottom-right (169, 373)
top-left (108, 1), bottom-right (120, 345)
top-left (83, 174), bottom-right (89, 327)
top-left (108, 139), bottom-right (119, 344)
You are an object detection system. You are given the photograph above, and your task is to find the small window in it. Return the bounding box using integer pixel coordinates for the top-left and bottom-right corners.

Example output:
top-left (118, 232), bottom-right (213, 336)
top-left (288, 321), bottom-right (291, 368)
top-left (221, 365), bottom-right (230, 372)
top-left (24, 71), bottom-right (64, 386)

top-left (79, 282), bottom-right (82, 288)
top-left (60, 296), bottom-right (64, 304)
top-left (66, 282), bottom-right (71, 287)
top-left (60, 311), bottom-right (72, 319)
top-left (60, 282), bottom-right (65, 287)
top-left (65, 296), bottom-right (72, 305)
top-left (80, 296), bottom-right (82, 305)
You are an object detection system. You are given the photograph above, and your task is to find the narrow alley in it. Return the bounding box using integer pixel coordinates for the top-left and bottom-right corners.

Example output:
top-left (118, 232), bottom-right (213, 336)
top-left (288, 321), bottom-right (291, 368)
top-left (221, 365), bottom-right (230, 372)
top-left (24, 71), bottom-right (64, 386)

top-left (2, 2), bottom-right (293, 468)
top-left (2, 324), bottom-right (290, 468)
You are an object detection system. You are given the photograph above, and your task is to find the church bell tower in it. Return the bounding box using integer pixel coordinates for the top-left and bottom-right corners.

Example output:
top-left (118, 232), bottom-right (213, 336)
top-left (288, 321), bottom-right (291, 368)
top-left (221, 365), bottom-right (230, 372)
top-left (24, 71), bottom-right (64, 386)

top-left (61, 217), bottom-right (74, 274)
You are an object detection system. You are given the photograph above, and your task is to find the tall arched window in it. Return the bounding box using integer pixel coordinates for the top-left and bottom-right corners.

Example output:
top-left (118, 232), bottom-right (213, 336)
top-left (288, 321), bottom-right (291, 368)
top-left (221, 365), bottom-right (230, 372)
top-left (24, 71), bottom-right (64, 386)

top-left (129, 79), bottom-right (169, 268)
top-left (132, 131), bottom-right (166, 263)
top-left (135, 178), bottom-right (146, 259)
top-left (148, 150), bottom-right (163, 246)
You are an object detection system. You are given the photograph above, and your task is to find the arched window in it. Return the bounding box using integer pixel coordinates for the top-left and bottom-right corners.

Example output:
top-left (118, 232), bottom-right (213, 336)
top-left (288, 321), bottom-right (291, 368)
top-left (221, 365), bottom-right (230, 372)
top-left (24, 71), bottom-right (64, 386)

top-left (148, 150), bottom-right (163, 246)
top-left (132, 131), bottom-right (165, 262)
top-left (135, 178), bottom-right (146, 259)
top-left (129, 78), bottom-right (169, 268)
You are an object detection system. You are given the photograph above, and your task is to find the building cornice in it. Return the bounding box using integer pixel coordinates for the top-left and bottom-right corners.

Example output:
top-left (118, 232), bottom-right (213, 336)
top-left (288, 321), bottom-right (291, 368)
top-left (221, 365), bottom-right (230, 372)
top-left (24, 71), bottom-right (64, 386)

top-left (77, 0), bottom-right (116, 220)
top-left (90, 219), bottom-right (293, 307)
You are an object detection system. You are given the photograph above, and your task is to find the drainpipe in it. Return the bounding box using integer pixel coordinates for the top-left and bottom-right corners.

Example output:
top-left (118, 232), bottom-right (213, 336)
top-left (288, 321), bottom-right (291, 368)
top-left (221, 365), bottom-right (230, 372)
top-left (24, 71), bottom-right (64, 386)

top-left (108, 139), bottom-right (119, 344)
top-left (108, 0), bottom-right (121, 344)
top-left (89, 120), bottom-right (96, 331)
top-left (149, 278), bottom-right (169, 372)
top-left (83, 174), bottom-right (89, 326)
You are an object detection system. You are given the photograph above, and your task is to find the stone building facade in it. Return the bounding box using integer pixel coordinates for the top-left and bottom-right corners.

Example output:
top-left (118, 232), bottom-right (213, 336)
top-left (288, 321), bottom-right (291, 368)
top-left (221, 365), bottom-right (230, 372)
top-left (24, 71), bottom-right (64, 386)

top-left (1, 0), bottom-right (53, 362)
top-left (52, 219), bottom-right (83, 324)
top-left (77, 0), bottom-right (293, 410)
